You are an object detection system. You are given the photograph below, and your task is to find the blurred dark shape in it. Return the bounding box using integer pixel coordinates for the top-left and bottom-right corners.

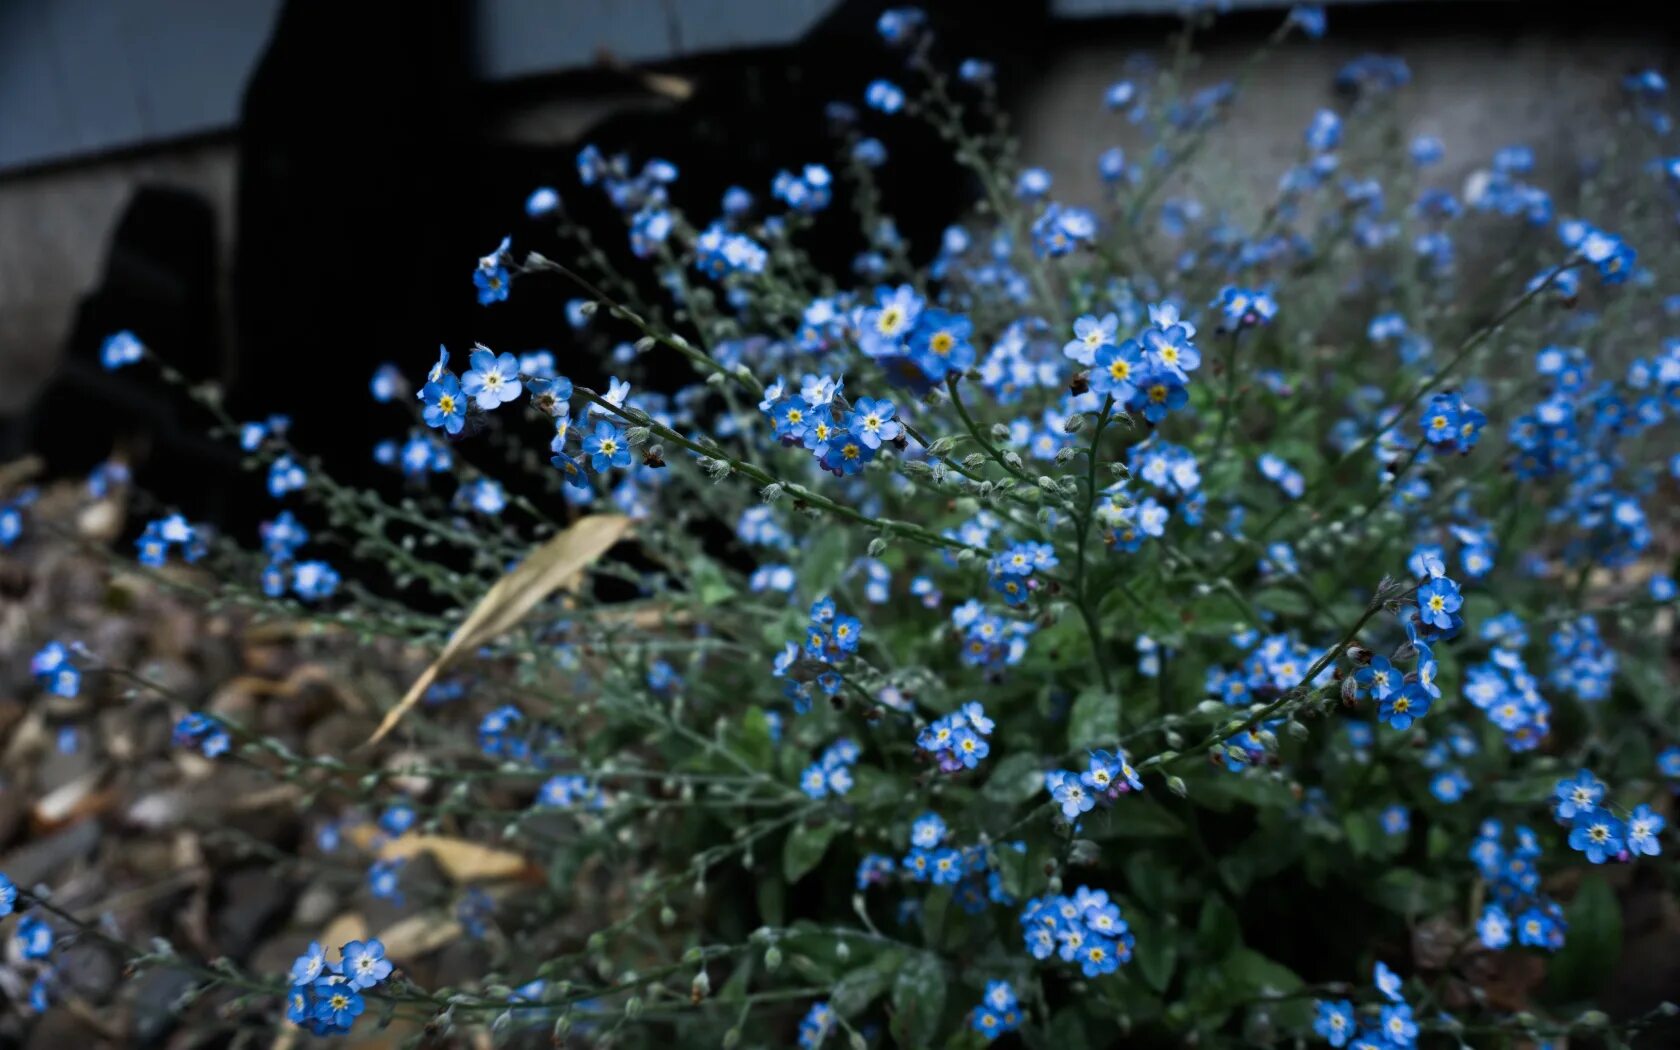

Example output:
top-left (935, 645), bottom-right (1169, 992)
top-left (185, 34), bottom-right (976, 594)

top-left (13, 185), bottom-right (235, 522)
top-left (228, 0), bottom-right (476, 477)
top-left (14, 0), bottom-right (1053, 544)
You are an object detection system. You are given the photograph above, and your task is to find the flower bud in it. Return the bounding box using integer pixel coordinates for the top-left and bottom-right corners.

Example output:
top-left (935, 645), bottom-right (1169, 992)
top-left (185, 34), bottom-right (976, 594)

top-left (764, 946), bottom-right (783, 971)
top-left (690, 971), bottom-right (710, 1004)
top-left (1167, 776), bottom-right (1188, 798)
top-left (867, 537), bottom-right (888, 557)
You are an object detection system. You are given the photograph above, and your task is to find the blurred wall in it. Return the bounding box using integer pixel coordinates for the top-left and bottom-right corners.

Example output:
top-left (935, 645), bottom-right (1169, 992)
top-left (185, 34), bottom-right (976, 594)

top-left (0, 1), bottom-right (1675, 420)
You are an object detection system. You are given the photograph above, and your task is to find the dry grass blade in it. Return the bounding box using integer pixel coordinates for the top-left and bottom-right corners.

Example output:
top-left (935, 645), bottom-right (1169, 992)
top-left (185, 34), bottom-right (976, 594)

top-left (365, 514), bottom-right (631, 745)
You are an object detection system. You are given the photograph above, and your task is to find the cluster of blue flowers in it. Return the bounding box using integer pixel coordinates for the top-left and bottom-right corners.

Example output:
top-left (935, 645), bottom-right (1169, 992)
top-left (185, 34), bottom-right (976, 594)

top-left (1313, 962), bottom-right (1417, 1049)
top-left (986, 540), bottom-right (1055, 607)
top-left (30, 641), bottom-right (81, 698)
top-left (950, 597), bottom-right (1035, 669)
top-left (476, 705), bottom-right (562, 764)
top-left (1461, 615), bottom-right (1551, 751)
top-left (800, 738), bottom-right (861, 799)
top-left (173, 712), bottom-right (231, 757)
top-left (284, 939), bottom-right (394, 1036)
top-left (258, 511), bottom-right (339, 602)
top-left (773, 597), bottom-right (862, 713)
top-left (1069, 303), bottom-right (1201, 425)
top-left (1416, 391), bottom-right (1486, 454)
top-left (969, 980), bottom-right (1022, 1041)
top-left (765, 373), bottom-right (903, 477)
top-left (1020, 885), bottom-right (1135, 977)
top-left (1470, 821), bottom-right (1565, 952)
top-left (136, 513), bottom-right (205, 567)
top-left (1046, 750), bottom-right (1143, 820)
top-left (1553, 769), bottom-right (1665, 865)
top-left (915, 701), bottom-right (994, 772)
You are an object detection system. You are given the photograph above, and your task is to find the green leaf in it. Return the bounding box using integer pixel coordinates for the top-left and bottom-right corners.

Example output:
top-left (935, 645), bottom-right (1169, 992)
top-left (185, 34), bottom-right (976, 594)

top-left (756, 870), bottom-right (785, 927)
top-left (1548, 874), bottom-right (1622, 999)
top-left (799, 528), bottom-right (849, 595)
top-left (1342, 812), bottom-right (1377, 859)
top-left (982, 752), bottom-right (1047, 806)
top-left (921, 885), bottom-right (952, 947)
top-left (890, 953), bottom-right (947, 1048)
top-left (1224, 948), bottom-right (1303, 996)
top-left (690, 557), bottom-right (738, 606)
top-left (1085, 799), bottom-right (1185, 841)
top-left (1255, 587), bottom-right (1311, 617)
top-left (1067, 688), bottom-right (1121, 751)
top-left (1131, 909), bottom-right (1178, 992)
top-left (1123, 852), bottom-right (1176, 912)
top-left (993, 842), bottom-right (1038, 901)
top-left (1196, 897), bottom-right (1242, 959)
top-left (1364, 868), bottom-right (1453, 917)
top-left (734, 707), bottom-right (773, 771)
top-left (831, 951), bottom-right (904, 1020)
top-left (782, 821), bottom-right (842, 883)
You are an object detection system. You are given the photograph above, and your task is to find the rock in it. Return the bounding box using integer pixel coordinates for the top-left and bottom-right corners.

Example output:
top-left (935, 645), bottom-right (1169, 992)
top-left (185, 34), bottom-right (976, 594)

top-left (23, 1007), bottom-right (96, 1050)
top-left (0, 819), bottom-right (101, 886)
top-left (128, 967), bottom-right (197, 1047)
top-left (212, 868), bottom-right (293, 961)
top-left (56, 940), bottom-right (123, 1003)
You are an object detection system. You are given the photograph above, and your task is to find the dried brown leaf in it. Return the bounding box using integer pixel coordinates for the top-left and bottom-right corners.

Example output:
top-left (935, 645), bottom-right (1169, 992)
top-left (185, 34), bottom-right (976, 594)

top-left (366, 514), bottom-right (630, 745)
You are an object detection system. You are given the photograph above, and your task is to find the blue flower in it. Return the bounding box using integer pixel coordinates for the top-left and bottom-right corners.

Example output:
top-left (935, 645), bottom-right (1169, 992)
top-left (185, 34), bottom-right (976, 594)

top-left (1306, 108), bottom-right (1341, 151)
top-left (1288, 4), bottom-right (1326, 38)
top-left (1089, 339), bottom-right (1145, 402)
top-left (289, 941), bottom-right (328, 985)
top-left (930, 847), bottom-right (964, 885)
top-left (1626, 804), bottom-right (1665, 856)
top-left (1354, 655), bottom-right (1401, 700)
top-left (1553, 768), bottom-right (1605, 819)
top-left (1065, 314), bottom-right (1119, 366)
top-left (1137, 369), bottom-right (1188, 423)
top-left (0, 871), bottom-right (16, 916)
top-left (908, 310), bottom-right (975, 379)
top-left (421, 373), bottom-right (467, 435)
top-left (525, 186), bottom-right (561, 218)
top-left (311, 977), bottom-right (365, 1030)
top-left (1416, 576), bottom-right (1462, 629)
top-left (1568, 809), bottom-right (1626, 864)
top-left (461, 346), bottom-right (523, 410)
top-left (16, 914), bottom-right (54, 959)
top-left (474, 236), bottom-right (512, 305)
top-left (1378, 1002), bottom-right (1417, 1047)
top-left (1477, 903), bottom-right (1512, 949)
top-left (1378, 683), bottom-right (1431, 731)
top-left (1314, 1000), bottom-right (1356, 1047)
top-left (848, 398), bottom-right (901, 449)
top-left (1049, 770), bottom-right (1096, 820)
top-left (1213, 286), bottom-right (1277, 330)
top-left (865, 79), bottom-right (905, 113)
top-left (100, 330), bottom-right (146, 370)
top-left (341, 939), bottom-right (393, 989)
top-left (582, 422), bottom-right (631, 471)
top-left (1373, 961), bottom-right (1403, 1001)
